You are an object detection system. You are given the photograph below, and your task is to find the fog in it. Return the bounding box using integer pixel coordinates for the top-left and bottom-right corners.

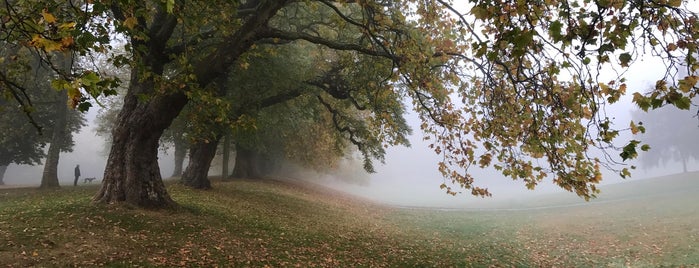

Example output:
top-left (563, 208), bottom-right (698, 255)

top-left (2, 108), bottom-right (176, 187)
top-left (315, 55), bottom-right (699, 208)
top-left (4, 102), bottom-right (696, 208)
top-left (4, 54), bottom-right (698, 209)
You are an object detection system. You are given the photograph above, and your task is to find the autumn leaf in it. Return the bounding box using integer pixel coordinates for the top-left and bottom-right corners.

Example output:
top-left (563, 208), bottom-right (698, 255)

top-left (30, 34), bottom-right (64, 52)
top-left (667, 43), bottom-right (678, 51)
top-left (668, 0), bottom-right (682, 7)
top-left (61, 36), bottom-right (74, 48)
top-left (42, 9), bottom-right (56, 24)
top-left (678, 75), bottom-right (698, 93)
top-left (470, 6), bottom-right (489, 20)
top-left (123, 17), bottom-right (138, 30)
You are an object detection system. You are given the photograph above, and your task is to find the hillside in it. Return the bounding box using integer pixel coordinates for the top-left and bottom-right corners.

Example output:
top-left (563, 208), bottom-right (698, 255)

top-left (0, 179), bottom-right (480, 267)
top-left (499, 171), bottom-right (699, 209)
top-left (1, 175), bottom-right (697, 267)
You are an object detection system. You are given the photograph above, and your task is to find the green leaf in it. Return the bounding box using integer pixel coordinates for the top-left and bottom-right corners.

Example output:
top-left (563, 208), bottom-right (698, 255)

top-left (619, 53), bottom-right (632, 67)
top-left (470, 6), bottom-right (489, 20)
top-left (51, 79), bottom-right (71, 91)
top-left (166, 0), bottom-right (175, 13)
top-left (549, 21), bottom-right (564, 41)
top-left (77, 102), bottom-right (92, 112)
top-left (674, 96), bottom-right (691, 110)
top-left (620, 140), bottom-right (639, 161)
top-left (81, 72), bottom-right (100, 86)
top-left (620, 168), bottom-right (631, 178)
top-left (651, 98), bottom-right (664, 109)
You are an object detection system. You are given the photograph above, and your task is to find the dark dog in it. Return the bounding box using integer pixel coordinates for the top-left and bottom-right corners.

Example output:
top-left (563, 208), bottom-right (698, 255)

top-left (83, 177), bottom-right (97, 183)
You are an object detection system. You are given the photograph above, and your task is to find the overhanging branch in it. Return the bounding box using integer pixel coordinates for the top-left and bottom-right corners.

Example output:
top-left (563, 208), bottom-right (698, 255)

top-left (316, 95), bottom-right (364, 152)
top-left (257, 28), bottom-right (396, 61)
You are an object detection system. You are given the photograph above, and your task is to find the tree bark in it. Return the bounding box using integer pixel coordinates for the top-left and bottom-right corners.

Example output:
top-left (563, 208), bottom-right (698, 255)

top-left (93, 75), bottom-right (187, 208)
top-left (181, 137), bottom-right (221, 189)
top-left (171, 134), bottom-right (187, 177)
top-left (231, 143), bottom-right (262, 179)
top-left (221, 134), bottom-right (231, 179)
top-left (0, 165), bottom-right (7, 185)
top-left (40, 92), bottom-right (68, 189)
top-left (40, 51), bottom-right (73, 189)
top-left (94, 1), bottom-right (288, 208)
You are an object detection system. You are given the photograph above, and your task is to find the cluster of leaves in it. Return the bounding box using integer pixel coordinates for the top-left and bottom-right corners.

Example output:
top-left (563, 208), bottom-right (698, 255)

top-left (402, 1), bottom-right (699, 199)
top-left (248, 2), bottom-right (413, 173)
top-left (1, 0), bottom-right (120, 114)
top-left (181, 21), bottom-right (412, 175)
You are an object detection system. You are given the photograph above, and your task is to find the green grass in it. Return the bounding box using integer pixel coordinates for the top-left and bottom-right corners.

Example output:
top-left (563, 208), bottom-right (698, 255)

top-left (1, 175), bottom-right (698, 267)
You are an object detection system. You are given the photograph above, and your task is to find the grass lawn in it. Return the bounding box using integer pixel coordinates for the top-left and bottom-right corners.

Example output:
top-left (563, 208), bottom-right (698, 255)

top-left (1, 175), bottom-right (698, 267)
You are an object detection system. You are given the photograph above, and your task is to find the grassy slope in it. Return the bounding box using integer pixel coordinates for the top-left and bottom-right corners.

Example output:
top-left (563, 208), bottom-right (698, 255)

top-left (0, 179), bottom-right (488, 267)
top-left (1, 174), bottom-right (698, 267)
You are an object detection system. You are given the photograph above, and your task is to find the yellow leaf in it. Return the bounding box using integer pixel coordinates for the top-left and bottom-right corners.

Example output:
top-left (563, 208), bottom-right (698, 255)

top-left (679, 75), bottom-right (698, 93)
top-left (67, 87), bottom-right (82, 109)
top-left (123, 17), bottom-right (138, 30)
top-left (630, 121), bottom-right (639, 134)
top-left (59, 22), bottom-right (76, 30)
top-left (618, 83), bottom-right (627, 94)
top-left (42, 9), bottom-right (56, 24)
top-left (30, 34), bottom-right (63, 52)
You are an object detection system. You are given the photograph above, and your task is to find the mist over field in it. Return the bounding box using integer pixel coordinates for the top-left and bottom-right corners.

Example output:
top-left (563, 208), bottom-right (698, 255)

top-left (1, 108), bottom-right (176, 187)
top-left (4, 48), bottom-right (699, 208)
top-left (4, 95), bottom-right (697, 210)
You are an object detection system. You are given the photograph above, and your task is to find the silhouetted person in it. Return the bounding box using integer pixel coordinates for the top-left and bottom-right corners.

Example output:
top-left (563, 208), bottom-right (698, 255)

top-left (74, 165), bottom-right (81, 186)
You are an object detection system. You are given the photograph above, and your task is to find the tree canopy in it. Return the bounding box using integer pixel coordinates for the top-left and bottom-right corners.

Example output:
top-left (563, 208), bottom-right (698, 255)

top-left (2, 1), bottom-right (699, 207)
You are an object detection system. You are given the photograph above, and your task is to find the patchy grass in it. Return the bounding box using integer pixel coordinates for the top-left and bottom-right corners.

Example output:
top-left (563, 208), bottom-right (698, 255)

top-left (0, 180), bottom-right (487, 267)
top-left (1, 176), bottom-right (698, 267)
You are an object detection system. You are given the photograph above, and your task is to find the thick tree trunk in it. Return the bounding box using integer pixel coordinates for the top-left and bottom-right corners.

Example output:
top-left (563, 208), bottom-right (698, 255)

top-left (40, 93), bottom-right (68, 189)
top-left (93, 1), bottom-right (287, 209)
top-left (181, 137), bottom-right (221, 189)
top-left (171, 135), bottom-right (187, 177)
top-left (231, 143), bottom-right (262, 179)
top-left (221, 135), bottom-right (231, 179)
top-left (93, 77), bottom-right (187, 208)
top-left (0, 165), bottom-right (7, 185)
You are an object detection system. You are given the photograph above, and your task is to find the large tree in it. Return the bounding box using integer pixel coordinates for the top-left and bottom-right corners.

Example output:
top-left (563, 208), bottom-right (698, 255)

top-left (180, 40), bottom-right (410, 189)
top-left (3, 1), bottom-right (699, 208)
top-left (39, 51), bottom-right (87, 188)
